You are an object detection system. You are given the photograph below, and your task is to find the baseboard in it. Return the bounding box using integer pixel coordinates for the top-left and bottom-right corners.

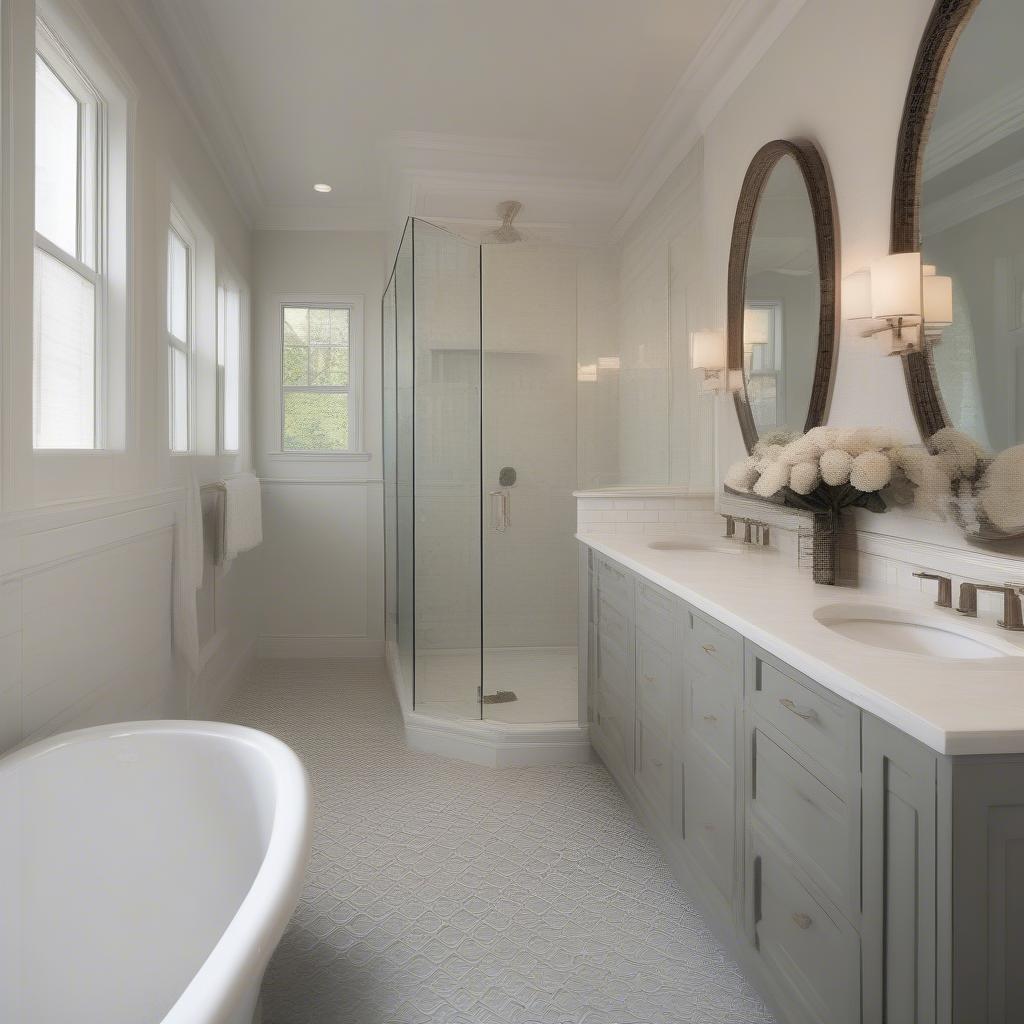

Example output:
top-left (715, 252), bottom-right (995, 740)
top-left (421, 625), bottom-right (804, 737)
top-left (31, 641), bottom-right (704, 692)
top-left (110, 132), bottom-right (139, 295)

top-left (256, 635), bottom-right (384, 659)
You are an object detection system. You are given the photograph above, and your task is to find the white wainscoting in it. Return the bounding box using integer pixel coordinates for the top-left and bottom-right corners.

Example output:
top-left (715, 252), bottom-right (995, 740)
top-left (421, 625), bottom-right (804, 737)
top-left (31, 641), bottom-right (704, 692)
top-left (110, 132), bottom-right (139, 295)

top-left (255, 479), bottom-right (384, 659)
top-left (0, 488), bottom-right (258, 756)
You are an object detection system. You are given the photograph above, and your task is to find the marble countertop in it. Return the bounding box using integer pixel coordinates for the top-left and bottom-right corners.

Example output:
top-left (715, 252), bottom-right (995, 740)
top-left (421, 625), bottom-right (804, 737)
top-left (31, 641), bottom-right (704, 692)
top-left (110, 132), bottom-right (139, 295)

top-left (579, 531), bottom-right (1024, 756)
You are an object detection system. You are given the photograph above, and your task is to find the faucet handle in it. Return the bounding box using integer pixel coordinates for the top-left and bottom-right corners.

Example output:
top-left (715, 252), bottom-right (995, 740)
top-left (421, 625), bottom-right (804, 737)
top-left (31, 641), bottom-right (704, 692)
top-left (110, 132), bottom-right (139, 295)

top-left (913, 571), bottom-right (953, 609)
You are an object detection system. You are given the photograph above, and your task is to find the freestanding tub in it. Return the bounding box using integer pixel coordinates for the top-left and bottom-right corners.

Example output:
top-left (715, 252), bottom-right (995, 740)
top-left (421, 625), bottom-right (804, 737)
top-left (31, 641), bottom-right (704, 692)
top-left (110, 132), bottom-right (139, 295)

top-left (0, 720), bottom-right (311, 1024)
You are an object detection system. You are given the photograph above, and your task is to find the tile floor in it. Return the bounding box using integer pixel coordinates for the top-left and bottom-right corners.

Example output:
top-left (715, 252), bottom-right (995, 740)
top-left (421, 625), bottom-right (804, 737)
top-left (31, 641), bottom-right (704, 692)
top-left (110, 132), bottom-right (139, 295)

top-left (221, 658), bottom-right (776, 1024)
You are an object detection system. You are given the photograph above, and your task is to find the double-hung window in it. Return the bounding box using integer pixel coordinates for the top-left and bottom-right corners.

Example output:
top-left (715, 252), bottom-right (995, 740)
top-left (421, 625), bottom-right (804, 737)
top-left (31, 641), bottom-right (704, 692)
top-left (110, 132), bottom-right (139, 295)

top-left (33, 35), bottom-right (100, 449)
top-left (167, 214), bottom-right (194, 453)
top-left (281, 303), bottom-right (355, 451)
top-left (218, 280), bottom-right (242, 453)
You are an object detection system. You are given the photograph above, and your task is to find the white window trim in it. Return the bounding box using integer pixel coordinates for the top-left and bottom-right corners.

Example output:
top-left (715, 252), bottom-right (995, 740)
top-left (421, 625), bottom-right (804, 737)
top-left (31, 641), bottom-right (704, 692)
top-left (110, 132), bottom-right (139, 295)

top-left (167, 206), bottom-right (196, 454)
top-left (216, 265), bottom-right (246, 456)
top-left (275, 293), bottom-right (365, 457)
top-left (32, 6), bottom-right (132, 455)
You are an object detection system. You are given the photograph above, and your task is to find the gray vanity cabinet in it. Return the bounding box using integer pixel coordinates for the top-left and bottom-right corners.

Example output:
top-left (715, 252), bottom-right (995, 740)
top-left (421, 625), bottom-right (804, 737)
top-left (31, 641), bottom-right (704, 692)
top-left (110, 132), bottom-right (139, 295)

top-left (583, 542), bottom-right (1024, 1024)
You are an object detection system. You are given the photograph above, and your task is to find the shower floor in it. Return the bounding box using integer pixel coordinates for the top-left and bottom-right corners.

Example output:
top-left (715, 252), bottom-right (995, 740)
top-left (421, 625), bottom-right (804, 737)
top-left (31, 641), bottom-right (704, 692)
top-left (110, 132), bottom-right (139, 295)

top-left (415, 646), bottom-right (578, 724)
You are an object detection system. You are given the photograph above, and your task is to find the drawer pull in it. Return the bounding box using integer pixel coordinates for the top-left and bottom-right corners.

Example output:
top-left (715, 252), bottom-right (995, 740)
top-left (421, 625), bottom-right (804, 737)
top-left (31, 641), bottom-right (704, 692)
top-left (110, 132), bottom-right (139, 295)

top-left (791, 912), bottom-right (813, 930)
top-left (701, 643), bottom-right (716, 654)
top-left (702, 713), bottom-right (718, 724)
top-left (779, 697), bottom-right (819, 722)
top-left (653, 758), bottom-right (664, 768)
top-left (643, 673), bottom-right (656, 683)
top-left (703, 822), bottom-right (716, 831)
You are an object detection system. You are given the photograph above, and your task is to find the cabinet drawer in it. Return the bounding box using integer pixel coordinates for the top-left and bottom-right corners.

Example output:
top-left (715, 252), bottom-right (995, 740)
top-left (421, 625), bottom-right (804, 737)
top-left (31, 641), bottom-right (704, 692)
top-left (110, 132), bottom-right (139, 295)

top-left (751, 729), bottom-right (855, 915)
top-left (636, 578), bottom-right (679, 650)
top-left (748, 652), bottom-right (856, 777)
top-left (685, 666), bottom-right (736, 777)
top-left (636, 715), bottom-right (673, 820)
top-left (596, 555), bottom-right (634, 616)
top-left (636, 631), bottom-right (681, 733)
top-left (594, 683), bottom-right (634, 775)
top-left (683, 754), bottom-right (735, 906)
top-left (686, 610), bottom-right (742, 682)
top-left (750, 830), bottom-right (859, 1024)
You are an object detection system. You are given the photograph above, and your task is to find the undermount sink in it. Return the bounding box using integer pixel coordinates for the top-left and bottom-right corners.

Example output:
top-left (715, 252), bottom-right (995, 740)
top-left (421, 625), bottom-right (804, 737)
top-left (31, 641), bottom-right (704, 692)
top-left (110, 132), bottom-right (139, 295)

top-left (647, 539), bottom-right (744, 555)
top-left (814, 602), bottom-right (1024, 660)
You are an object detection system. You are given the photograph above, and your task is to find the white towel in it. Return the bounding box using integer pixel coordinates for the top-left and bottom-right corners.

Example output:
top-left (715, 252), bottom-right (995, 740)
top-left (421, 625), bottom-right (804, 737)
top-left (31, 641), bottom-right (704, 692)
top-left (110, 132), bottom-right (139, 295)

top-left (224, 473), bottom-right (263, 562)
top-left (172, 474), bottom-right (204, 674)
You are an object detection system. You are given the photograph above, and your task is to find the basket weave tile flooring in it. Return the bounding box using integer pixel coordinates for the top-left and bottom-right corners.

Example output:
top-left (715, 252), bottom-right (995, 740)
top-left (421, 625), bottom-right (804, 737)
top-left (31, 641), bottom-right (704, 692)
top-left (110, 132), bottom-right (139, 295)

top-left (221, 659), bottom-right (775, 1024)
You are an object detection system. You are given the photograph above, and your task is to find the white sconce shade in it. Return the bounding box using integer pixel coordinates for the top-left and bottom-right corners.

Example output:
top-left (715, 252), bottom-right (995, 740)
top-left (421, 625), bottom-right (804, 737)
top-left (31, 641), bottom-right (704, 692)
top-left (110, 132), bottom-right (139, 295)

top-left (922, 264), bottom-right (953, 327)
top-left (597, 356), bottom-right (621, 370)
top-left (576, 363), bottom-right (597, 383)
top-left (691, 330), bottom-right (727, 370)
top-left (870, 252), bottom-right (922, 321)
top-left (842, 269), bottom-right (873, 321)
top-left (742, 309), bottom-right (769, 346)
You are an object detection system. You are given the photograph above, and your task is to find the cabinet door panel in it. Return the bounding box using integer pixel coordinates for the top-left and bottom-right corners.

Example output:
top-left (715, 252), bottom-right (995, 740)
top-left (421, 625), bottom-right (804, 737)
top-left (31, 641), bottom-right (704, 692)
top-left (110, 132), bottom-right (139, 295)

top-left (862, 715), bottom-right (938, 1024)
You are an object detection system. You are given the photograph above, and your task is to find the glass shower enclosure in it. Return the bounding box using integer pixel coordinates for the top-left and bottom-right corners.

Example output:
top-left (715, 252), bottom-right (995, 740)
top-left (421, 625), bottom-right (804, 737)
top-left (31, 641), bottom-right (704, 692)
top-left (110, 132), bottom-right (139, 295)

top-left (383, 218), bottom-right (579, 725)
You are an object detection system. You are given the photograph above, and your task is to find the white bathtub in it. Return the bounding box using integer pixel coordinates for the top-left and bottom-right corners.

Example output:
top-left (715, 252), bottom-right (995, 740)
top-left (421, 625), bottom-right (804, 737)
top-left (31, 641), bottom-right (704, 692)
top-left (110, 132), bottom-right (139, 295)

top-left (0, 720), bottom-right (311, 1024)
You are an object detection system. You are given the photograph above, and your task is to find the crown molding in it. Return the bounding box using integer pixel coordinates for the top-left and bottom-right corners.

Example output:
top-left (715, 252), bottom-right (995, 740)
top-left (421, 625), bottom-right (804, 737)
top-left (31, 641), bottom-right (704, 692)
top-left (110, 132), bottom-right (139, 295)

top-left (922, 156), bottom-right (1024, 236)
top-left (925, 79), bottom-right (1024, 182)
top-left (612, 0), bottom-right (809, 239)
top-left (136, 0), bottom-right (264, 224)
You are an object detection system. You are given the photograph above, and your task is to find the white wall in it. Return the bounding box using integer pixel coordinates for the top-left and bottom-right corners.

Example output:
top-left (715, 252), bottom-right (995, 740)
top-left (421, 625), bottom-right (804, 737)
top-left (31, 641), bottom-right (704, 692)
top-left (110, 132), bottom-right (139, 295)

top-left (251, 229), bottom-right (388, 657)
top-left (0, 0), bottom-right (258, 755)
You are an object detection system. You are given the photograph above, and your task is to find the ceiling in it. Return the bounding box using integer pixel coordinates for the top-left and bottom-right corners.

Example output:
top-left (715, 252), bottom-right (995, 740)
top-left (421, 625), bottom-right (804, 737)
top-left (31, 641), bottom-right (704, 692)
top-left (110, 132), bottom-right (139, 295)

top-left (133, 0), bottom-right (800, 235)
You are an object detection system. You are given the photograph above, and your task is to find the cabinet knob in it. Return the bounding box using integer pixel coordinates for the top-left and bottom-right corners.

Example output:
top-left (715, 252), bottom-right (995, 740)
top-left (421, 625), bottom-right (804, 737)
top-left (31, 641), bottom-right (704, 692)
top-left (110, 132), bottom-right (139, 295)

top-left (643, 673), bottom-right (656, 683)
top-left (653, 758), bottom-right (664, 768)
top-left (702, 714), bottom-right (717, 724)
top-left (701, 643), bottom-right (716, 654)
top-left (791, 912), bottom-right (813, 930)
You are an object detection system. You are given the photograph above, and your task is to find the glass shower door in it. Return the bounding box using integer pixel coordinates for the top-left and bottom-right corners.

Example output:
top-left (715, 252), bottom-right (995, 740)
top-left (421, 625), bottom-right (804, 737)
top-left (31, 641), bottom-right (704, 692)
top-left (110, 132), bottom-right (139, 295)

top-left (411, 220), bottom-right (483, 720)
top-left (481, 244), bottom-right (579, 723)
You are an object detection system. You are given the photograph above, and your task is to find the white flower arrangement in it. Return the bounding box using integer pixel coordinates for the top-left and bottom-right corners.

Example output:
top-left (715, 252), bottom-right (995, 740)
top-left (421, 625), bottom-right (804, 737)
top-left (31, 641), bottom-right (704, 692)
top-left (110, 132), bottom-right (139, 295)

top-left (725, 427), bottom-right (911, 511)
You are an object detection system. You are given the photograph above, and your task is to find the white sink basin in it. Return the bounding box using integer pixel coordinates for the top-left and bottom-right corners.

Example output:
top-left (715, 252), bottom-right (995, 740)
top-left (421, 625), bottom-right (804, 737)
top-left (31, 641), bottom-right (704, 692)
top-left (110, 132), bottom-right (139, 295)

top-left (647, 539), bottom-right (744, 555)
top-left (814, 602), bottom-right (1024, 660)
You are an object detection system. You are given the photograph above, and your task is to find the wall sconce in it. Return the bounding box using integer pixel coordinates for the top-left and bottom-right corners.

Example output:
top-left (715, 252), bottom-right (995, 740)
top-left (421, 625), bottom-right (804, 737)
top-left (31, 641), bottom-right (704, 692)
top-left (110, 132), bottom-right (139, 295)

top-left (691, 330), bottom-right (737, 393)
top-left (845, 253), bottom-right (953, 355)
top-left (868, 252), bottom-right (922, 353)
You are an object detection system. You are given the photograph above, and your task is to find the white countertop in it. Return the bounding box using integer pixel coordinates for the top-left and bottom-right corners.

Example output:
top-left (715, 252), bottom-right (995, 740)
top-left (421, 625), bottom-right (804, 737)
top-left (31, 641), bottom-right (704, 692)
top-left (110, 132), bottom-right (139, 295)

top-left (579, 531), bottom-right (1024, 756)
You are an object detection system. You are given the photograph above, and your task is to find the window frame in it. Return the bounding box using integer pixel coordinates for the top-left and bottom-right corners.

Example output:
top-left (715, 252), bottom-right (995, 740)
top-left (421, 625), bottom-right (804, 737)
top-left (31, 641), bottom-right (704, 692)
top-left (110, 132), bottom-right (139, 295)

top-left (32, 22), bottom-right (105, 450)
top-left (167, 207), bottom-right (196, 454)
top-left (217, 273), bottom-right (244, 455)
top-left (277, 295), bottom-right (363, 455)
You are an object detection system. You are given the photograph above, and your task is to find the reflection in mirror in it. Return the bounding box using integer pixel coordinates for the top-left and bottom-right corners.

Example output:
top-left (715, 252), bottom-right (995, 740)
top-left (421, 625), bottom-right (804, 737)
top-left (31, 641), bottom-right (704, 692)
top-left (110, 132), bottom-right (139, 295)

top-left (921, 0), bottom-right (1024, 451)
top-left (742, 154), bottom-right (820, 436)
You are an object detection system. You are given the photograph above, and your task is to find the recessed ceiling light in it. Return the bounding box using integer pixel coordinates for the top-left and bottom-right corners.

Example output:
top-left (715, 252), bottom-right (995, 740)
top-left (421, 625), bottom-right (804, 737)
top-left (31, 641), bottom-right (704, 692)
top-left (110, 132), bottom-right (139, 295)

top-left (313, 183), bottom-right (332, 193)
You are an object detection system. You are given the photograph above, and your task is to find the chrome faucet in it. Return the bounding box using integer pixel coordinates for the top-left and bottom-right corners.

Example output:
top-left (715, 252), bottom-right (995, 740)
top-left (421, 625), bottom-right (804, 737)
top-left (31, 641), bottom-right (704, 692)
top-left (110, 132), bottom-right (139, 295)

top-left (957, 582), bottom-right (1024, 630)
top-left (913, 571), bottom-right (953, 609)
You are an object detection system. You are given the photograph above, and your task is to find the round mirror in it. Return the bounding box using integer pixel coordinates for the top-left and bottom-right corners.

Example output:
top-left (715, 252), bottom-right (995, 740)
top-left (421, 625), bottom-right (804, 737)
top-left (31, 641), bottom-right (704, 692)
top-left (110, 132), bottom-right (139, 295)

top-left (893, 0), bottom-right (1024, 538)
top-left (728, 139), bottom-right (838, 451)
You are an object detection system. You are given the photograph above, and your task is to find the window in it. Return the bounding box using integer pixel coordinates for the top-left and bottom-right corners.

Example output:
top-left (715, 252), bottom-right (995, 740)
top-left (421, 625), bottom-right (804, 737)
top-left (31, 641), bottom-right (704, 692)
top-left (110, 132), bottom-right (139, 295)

top-left (167, 216), bottom-right (194, 453)
top-left (743, 300), bottom-right (784, 427)
top-left (218, 281), bottom-right (242, 453)
top-left (33, 39), bottom-right (99, 449)
top-left (281, 303), bottom-right (354, 451)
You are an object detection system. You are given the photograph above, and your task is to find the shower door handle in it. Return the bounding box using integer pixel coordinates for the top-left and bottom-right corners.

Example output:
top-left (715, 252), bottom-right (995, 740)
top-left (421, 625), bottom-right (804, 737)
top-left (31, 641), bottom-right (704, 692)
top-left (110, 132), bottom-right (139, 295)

top-left (490, 490), bottom-right (509, 532)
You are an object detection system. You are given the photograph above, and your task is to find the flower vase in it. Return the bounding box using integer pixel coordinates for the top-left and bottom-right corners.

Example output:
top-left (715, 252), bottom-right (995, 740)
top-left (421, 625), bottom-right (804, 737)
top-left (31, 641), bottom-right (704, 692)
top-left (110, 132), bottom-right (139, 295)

top-left (812, 509), bottom-right (840, 585)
